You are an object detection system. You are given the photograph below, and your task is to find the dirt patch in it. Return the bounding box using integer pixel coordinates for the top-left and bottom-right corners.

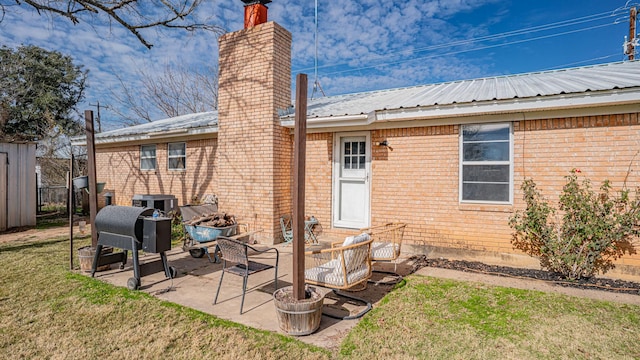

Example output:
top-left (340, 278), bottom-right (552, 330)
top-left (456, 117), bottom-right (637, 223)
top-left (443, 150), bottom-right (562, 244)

top-left (0, 226), bottom-right (73, 244)
top-left (411, 256), bottom-right (640, 296)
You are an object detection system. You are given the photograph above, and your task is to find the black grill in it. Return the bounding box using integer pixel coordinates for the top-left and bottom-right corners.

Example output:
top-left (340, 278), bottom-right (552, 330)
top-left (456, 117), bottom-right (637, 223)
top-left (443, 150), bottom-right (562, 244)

top-left (91, 205), bottom-right (176, 290)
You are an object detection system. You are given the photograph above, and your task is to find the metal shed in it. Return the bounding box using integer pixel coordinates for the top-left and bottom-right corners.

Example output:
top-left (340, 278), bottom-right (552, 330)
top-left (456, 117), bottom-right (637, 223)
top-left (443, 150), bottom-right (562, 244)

top-left (0, 142), bottom-right (37, 231)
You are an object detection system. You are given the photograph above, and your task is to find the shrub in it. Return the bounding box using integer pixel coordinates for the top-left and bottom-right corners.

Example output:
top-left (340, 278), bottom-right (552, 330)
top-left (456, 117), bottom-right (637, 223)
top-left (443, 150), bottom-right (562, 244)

top-left (509, 170), bottom-right (640, 280)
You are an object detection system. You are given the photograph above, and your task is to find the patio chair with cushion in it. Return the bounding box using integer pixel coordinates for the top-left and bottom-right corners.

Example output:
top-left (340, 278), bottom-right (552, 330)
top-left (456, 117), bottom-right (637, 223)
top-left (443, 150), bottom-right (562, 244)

top-left (213, 236), bottom-right (279, 314)
top-left (361, 222), bottom-right (407, 283)
top-left (304, 233), bottom-right (373, 319)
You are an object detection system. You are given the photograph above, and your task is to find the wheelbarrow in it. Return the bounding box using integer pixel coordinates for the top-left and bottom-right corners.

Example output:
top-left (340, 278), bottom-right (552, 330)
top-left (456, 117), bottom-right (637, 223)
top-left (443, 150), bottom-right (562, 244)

top-left (183, 223), bottom-right (238, 262)
top-left (180, 203), bottom-right (230, 262)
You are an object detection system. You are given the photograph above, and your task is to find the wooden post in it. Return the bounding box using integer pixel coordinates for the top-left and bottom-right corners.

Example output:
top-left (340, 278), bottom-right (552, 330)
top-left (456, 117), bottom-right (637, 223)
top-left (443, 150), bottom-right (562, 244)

top-left (85, 110), bottom-right (99, 248)
top-left (68, 154), bottom-right (74, 270)
top-left (292, 73), bottom-right (308, 301)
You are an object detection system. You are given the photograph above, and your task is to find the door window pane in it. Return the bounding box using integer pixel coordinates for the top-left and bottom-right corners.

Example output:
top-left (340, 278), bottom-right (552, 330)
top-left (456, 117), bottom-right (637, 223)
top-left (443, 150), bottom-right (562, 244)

top-left (343, 141), bottom-right (367, 172)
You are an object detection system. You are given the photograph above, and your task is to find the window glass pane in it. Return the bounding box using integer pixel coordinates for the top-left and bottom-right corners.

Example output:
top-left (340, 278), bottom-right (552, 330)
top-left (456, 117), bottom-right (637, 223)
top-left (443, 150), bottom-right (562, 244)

top-left (359, 141), bottom-right (365, 154)
top-left (463, 165), bottom-right (509, 182)
top-left (461, 123), bottom-right (511, 203)
top-left (140, 145), bottom-right (156, 170)
top-left (344, 156), bottom-right (351, 169)
top-left (463, 123), bottom-right (510, 141)
top-left (141, 158), bottom-right (156, 170)
top-left (141, 145), bottom-right (156, 157)
top-left (168, 158), bottom-right (185, 170)
top-left (344, 142), bottom-right (351, 155)
top-left (463, 183), bottom-right (510, 202)
top-left (352, 142), bottom-right (358, 155)
top-left (463, 142), bottom-right (509, 161)
top-left (359, 156), bottom-right (365, 169)
top-left (168, 143), bottom-right (185, 156)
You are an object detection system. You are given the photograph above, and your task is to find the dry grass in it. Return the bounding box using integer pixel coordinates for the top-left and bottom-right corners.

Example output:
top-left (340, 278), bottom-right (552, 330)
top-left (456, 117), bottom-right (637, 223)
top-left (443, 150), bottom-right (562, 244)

top-left (341, 277), bottom-right (640, 359)
top-left (0, 235), bottom-right (330, 360)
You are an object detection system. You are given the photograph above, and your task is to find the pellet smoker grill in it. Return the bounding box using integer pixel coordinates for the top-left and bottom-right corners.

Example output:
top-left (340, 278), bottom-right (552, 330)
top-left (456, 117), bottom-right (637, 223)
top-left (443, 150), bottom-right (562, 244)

top-left (91, 205), bottom-right (177, 290)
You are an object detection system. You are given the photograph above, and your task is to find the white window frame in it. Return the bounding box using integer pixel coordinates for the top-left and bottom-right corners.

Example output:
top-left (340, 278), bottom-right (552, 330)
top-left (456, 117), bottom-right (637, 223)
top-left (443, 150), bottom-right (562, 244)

top-left (167, 142), bottom-right (186, 171)
top-left (459, 123), bottom-right (513, 204)
top-left (140, 144), bottom-right (157, 171)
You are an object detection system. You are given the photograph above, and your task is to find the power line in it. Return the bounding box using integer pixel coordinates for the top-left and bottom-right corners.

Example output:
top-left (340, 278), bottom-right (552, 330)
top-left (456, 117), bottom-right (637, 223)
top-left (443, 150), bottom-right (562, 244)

top-left (541, 54), bottom-right (623, 71)
top-left (294, 7), bottom-right (627, 77)
top-left (322, 22), bottom-right (617, 77)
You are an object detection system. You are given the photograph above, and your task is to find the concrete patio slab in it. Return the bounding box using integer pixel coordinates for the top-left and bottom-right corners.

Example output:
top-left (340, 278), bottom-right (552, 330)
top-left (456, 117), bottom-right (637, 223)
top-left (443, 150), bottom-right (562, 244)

top-left (87, 242), bottom-right (397, 349)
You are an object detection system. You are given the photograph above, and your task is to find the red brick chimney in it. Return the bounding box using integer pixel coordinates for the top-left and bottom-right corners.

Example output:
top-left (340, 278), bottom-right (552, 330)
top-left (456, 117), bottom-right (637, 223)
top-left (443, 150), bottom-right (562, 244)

top-left (242, 0), bottom-right (271, 29)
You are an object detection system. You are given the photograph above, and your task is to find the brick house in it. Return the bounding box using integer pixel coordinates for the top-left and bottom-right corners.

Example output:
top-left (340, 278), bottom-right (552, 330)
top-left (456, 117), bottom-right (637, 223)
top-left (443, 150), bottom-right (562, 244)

top-left (77, 18), bottom-right (640, 279)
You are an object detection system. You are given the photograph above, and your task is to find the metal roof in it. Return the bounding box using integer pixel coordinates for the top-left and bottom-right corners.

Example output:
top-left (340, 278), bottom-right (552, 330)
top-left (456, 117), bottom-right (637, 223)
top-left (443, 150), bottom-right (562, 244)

top-left (296, 61), bottom-right (640, 120)
top-left (72, 111), bottom-right (218, 145)
top-left (80, 61), bottom-right (640, 145)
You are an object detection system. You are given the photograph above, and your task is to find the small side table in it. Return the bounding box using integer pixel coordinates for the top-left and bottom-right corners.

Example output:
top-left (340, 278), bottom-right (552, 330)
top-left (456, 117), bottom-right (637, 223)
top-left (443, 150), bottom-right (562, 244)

top-left (304, 217), bottom-right (319, 244)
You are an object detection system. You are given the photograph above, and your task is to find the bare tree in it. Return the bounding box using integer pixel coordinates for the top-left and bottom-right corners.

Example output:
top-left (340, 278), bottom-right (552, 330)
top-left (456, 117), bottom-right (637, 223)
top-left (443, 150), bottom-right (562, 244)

top-left (110, 62), bottom-right (218, 125)
top-left (0, 0), bottom-right (224, 49)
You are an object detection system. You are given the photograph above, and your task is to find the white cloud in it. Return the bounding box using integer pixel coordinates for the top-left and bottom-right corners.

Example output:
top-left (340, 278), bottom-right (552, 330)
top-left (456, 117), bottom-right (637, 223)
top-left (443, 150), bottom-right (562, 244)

top-left (0, 0), bottom-right (632, 128)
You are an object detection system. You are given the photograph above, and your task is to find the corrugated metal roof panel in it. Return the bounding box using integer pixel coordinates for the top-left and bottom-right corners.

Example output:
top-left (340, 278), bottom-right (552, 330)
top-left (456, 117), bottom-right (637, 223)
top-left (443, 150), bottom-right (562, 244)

top-left (302, 61), bottom-right (640, 118)
top-left (90, 61), bottom-right (640, 143)
top-left (96, 111), bottom-right (218, 140)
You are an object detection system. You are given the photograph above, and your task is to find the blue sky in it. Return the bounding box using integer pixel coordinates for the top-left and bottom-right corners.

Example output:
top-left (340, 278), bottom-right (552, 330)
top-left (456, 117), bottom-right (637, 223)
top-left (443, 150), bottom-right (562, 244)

top-left (0, 0), bottom-right (637, 130)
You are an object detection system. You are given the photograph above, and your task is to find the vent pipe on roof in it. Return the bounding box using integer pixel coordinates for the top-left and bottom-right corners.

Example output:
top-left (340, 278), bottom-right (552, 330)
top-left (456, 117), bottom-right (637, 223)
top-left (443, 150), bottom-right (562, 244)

top-left (242, 0), bottom-right (271, 29)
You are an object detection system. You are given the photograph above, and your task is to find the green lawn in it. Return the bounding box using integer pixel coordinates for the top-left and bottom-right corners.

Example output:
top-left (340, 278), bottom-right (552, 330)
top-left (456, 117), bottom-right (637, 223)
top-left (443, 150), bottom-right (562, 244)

top-left (1, 229), bottom-right (639, 359)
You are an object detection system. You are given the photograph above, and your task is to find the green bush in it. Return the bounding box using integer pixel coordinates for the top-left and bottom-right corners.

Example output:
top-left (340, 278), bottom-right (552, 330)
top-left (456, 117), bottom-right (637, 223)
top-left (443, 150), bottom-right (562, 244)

top-left (509, 170), bottom-right (640, 280)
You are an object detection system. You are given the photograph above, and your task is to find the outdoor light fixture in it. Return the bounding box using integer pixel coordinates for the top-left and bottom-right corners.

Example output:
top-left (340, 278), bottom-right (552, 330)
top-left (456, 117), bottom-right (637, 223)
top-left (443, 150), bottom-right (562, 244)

top-left (375, 140), bottom-right (393, 151)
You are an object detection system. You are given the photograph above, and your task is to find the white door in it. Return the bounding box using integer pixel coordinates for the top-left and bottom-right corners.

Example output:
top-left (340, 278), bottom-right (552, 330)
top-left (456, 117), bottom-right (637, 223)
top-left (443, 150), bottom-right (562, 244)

top-left (333, 132), bottom-right (370, 229)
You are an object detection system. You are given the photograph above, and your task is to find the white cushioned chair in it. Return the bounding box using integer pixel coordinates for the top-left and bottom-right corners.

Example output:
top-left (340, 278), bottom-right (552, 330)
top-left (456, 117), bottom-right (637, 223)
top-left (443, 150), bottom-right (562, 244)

top-left (304, 232), bottom-right (373, 290)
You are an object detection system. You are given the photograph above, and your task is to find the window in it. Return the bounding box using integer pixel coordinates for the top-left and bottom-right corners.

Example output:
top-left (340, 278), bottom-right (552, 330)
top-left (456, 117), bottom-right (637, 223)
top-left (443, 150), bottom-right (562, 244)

top-left (460, 123), bottom-right (512, 203)
top-left (140, 145), bottom-right (156, 170)
top-left (343, 140), bottom-right (366, 170)
top-left (168, 142), bottom-right (186, 170)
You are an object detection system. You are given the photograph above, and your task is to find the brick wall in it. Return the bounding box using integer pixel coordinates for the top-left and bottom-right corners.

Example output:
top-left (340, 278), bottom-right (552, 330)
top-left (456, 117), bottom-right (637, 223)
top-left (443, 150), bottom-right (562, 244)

top-left (95, 137), bottom-right (218, 209)
top-left (217, 22), bottom-right (292, 244)
top-left (304, 112), bottom-right (640, 273)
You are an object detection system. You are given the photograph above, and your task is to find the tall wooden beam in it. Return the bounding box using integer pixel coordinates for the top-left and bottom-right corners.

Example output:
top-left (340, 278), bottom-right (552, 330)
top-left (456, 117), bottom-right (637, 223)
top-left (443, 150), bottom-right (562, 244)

top-left (68, 154), bottom-right (74, 270)
top-left (292, 73), bottom-right (308, 300)
top-left (85, 110), bottom-right (99, 248)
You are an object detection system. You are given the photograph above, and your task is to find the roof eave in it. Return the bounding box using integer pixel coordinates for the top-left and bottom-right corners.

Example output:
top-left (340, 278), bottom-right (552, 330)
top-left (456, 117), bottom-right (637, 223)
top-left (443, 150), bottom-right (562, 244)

top-left (71, 126), bottom-right (218, 146)
top-left (280, 113), bottom-right (374, 128)
top-left (376, 88), bottom-right (640, 122)
top-left (279, 88), bottom-right (640, 129)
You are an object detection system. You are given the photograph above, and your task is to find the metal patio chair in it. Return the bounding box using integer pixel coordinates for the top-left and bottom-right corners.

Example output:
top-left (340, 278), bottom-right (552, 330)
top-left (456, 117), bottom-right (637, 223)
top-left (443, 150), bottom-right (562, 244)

top-left (279, 214), bottom-right (293, 244)
top-left (213, 236), bottom-right (279, 314)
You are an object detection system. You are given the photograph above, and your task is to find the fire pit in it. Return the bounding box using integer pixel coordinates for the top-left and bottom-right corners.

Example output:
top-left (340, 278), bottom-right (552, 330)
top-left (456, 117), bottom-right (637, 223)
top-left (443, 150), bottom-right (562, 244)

top-left (91, 205), bottom-right (177, 290)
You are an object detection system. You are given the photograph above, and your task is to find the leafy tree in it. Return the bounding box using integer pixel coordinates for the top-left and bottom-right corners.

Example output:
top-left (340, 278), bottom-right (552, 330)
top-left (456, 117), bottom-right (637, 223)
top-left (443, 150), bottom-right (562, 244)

top-left (0, 45), bottom-right (88, 142)
top-left (0, 0), bottom-right (224, 49)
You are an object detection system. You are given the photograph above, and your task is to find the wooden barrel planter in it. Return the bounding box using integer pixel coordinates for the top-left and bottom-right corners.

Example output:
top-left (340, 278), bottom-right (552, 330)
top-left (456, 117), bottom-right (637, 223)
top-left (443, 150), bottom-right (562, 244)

top-left (78, 246), bottom-right (112, 272)
top-left (273, 286), bottom-right (324, 336)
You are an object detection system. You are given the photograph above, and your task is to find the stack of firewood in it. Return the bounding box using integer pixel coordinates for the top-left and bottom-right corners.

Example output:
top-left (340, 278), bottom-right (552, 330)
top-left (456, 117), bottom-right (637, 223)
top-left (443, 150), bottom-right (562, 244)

top-left (184, 212), bottom-right (236, 227)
